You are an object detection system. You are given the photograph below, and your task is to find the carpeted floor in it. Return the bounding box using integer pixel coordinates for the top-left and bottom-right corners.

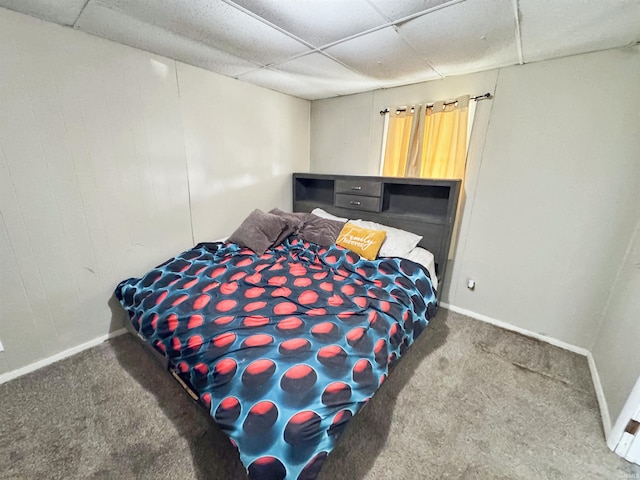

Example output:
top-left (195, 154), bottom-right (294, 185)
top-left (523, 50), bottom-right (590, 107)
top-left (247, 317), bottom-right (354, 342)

top-left (0, 309), bottom-right (637, 479)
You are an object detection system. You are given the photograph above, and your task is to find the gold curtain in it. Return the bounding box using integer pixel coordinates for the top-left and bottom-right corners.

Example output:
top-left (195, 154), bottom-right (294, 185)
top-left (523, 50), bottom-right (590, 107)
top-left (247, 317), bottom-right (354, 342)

top-left (418, 95), bottom-right (469, 179)
top-left (381, 95), bottom-right (471, 259)
top-left (381, 108), bottom-right (414, 177)
top-left (382, 94), bottom-right (470, 180)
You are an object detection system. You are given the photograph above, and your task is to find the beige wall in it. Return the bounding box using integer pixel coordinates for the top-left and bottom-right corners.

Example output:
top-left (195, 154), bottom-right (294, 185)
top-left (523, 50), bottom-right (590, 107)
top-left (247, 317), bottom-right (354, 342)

top-left (178, 63), bottom-right (310, 243)
top-left (311, 46), bottom-right (640, 350)
top-left (0, 9), bottom-right (310, 374)
top-left (592, 217), bottom-right (640, 423)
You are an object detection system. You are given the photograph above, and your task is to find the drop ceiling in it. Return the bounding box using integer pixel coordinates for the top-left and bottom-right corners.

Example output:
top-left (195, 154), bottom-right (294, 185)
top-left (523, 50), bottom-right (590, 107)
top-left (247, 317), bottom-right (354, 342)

top-left (1, 0), bottom-right (638, 100)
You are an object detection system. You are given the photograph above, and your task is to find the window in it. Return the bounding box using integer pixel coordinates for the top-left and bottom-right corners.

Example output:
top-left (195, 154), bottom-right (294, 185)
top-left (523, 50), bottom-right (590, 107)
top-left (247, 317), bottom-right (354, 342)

top-left (380, 95), bottom-right (476, 181)
top-left (380, 94), bottom-right (478, 258)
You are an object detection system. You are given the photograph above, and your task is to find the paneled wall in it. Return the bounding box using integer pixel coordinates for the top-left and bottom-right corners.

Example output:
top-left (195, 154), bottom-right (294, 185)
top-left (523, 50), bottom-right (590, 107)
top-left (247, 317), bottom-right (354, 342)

top-left (310, 46), bottom-right (640, 351)
top-left (178, 63), bottom-right (310, 243)
top-left (0, 9), bottom-right (310, 375)
top-left (310, 46), bottom-right (640, 436)
top-left (592, 218), bottom-right (640, 423)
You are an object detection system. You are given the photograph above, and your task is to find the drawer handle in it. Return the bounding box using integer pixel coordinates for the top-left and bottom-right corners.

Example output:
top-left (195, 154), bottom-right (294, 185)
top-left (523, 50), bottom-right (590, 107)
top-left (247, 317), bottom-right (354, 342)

top-left (350, 186), bottom-right (362, 191)
top-left (350, 201), bottom-right (361, 206)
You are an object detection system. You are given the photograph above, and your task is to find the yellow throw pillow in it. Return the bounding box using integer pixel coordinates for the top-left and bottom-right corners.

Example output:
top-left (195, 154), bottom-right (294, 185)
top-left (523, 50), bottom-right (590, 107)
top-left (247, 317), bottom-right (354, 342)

top-left (336, 222), bottom-right (386, 260)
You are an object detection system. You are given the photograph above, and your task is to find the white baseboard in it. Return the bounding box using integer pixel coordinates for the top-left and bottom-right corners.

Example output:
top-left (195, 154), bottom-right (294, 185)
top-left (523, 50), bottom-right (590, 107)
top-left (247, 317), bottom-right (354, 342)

top-left (439, 302), bottom-right (611, 437)
top-left (0, 328), bottom-right (128, 385)
top-left (439, 302), bottom-right (589, 355)
top-left (586, 350), bottom-right (612, 439)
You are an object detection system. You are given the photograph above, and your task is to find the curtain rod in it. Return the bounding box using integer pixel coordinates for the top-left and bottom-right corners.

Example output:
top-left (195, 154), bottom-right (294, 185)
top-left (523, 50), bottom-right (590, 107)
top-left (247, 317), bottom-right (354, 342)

top-left (379, 92), bottom-right (492, 116)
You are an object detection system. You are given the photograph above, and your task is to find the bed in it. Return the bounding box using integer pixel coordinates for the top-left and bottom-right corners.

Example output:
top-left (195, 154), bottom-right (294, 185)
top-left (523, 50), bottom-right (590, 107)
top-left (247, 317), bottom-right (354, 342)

top-left (115, 174), bottom-right (460, 480)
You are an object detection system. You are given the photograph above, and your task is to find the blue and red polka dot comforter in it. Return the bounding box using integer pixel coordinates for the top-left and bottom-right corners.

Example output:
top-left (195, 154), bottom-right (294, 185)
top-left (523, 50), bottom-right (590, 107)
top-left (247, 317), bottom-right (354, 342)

top-left (115, 238), bottom-right (437, 480)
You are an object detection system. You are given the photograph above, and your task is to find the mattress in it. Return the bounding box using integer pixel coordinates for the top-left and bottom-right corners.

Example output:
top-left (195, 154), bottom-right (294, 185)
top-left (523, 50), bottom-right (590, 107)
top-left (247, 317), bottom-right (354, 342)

top-left (115, 238), bottom-right (437, 480)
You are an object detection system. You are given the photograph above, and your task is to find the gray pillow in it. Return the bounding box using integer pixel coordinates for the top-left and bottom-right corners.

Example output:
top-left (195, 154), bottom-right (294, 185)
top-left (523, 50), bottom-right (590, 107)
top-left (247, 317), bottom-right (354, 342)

top-left (228, 209), bottom-right (288, 255)
top-left (269, 208), bottom-right (310, 246)
top-left (297, 213), bottom-right (346, 247)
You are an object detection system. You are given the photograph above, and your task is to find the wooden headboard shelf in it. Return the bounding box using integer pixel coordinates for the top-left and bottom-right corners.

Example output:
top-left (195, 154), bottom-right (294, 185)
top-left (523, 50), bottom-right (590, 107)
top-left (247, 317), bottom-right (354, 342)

top-left (293, 173), bottom-right (461, 287)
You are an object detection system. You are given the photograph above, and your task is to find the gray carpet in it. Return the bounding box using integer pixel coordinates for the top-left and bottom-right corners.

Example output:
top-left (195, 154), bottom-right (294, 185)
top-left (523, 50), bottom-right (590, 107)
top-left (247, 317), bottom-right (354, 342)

top-left (1, 309), bottom-right (637, 479)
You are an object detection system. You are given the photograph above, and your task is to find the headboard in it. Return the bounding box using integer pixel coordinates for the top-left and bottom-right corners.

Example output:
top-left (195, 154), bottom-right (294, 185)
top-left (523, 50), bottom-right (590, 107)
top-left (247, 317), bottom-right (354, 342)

top-left (292, 173), bottom-right (461, 287)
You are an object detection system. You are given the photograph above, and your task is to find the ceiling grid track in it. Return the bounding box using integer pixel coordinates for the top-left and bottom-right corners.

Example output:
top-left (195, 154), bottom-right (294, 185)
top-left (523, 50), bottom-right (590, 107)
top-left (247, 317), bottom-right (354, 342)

top-left (71, 0), bottom-right (91, 27)
top-left (512, 0), bottom-right (525, 64)
top-left (394, 25), bottom-right (445, 80)
top-left (317, 0), bottom-right (466, 53)
top-left (233, 0), bottom-right (467, 71)
top-left (222, 0), bottom-right (316, 52)
top-left (236, 0), bottom-right (464, 82)
top-left (1, 0), bottom-right (636, 99)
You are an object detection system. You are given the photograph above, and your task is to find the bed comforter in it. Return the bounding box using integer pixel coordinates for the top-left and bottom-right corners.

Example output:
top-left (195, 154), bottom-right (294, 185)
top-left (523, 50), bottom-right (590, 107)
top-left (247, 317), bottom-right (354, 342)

top-left (115, 238), bottom-right (437, 480)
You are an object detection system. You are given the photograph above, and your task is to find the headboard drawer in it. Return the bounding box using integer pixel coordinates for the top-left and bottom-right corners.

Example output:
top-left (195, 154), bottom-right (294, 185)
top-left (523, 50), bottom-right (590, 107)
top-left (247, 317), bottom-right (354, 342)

top-left (335, 193), bottom-right (382, 212)
top-left (335, 179), bottom-right (382, 197)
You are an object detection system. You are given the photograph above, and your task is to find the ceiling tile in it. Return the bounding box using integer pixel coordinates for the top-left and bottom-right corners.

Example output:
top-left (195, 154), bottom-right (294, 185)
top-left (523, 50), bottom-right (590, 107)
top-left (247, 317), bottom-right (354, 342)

top-left (519, 0), bottom-right (640, 63)
top-left (0, 0), bottom-right (87, 25)
top-left (2, 0), bottom-right (637, 101)
top-left (89, 0), bottom-right (311, 65)
top-left (229, 0), bottom-right (388, 47)
top-left (76, 1), bottom-right (259, 77)
top-left (237, 67), bottom-right (335, 100)
top-left (241, 53), bottom-right (382, 99)
top-left (325, 26), bottom-right (440, 83)
top-left (398, 0), bottom-right (519, 76)
top-left (275, 53), bottom-right (383, 96)
top-left (367, 0), bottom-right (456, 22)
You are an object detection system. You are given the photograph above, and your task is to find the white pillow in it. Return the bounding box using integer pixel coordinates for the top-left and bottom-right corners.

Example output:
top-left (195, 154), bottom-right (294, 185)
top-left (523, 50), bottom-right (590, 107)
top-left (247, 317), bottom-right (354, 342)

top-left (311, 208), bottom-right (349, 222)
top-left (350, 219), bottom-right (422, 258)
